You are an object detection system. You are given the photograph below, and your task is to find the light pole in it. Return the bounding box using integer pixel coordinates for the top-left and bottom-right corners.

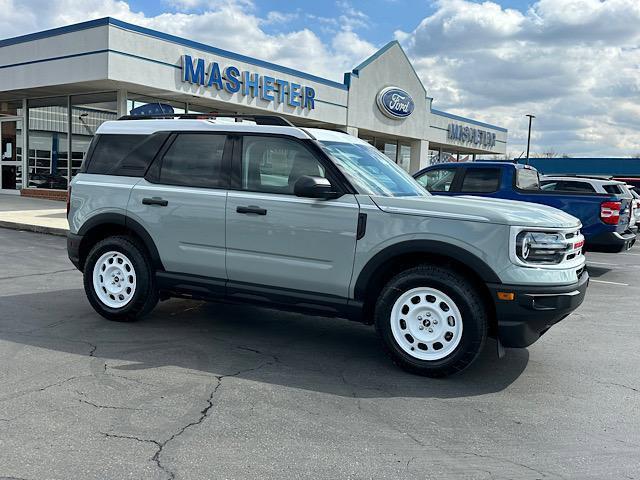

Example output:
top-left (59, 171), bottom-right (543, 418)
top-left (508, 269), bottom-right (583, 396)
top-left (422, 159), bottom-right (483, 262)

top-left (525, 114), bottom-right (535, 164)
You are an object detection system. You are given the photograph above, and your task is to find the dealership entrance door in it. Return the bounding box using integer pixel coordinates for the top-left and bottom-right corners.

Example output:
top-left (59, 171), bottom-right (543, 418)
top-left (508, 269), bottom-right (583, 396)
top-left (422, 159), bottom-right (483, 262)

top-left (0, 118), bottom-right (22, 194)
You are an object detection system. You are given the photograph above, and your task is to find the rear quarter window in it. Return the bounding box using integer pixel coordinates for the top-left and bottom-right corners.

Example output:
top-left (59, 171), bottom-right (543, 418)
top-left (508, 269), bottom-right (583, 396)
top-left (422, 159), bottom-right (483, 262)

top-left (460, 168), bottom-right (500, 193)
top-left (541, 180), bottom-right (595, 193)
top-left (85, 133), bottom-right (169, 176)
top-left (603, 184), bottom-right (624, 195)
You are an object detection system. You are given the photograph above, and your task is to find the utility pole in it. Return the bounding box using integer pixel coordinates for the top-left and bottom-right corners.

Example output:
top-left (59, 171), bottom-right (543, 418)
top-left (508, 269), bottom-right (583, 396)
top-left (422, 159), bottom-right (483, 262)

top-left (525, 114), bottom-right (535, 164)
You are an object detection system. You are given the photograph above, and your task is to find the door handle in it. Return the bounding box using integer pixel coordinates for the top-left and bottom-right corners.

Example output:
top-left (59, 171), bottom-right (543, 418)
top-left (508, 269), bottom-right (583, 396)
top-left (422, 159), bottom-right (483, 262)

top-left (142, 197), bottom-right (168, 207)
top-left (236, 205), bottom-right (267, 215)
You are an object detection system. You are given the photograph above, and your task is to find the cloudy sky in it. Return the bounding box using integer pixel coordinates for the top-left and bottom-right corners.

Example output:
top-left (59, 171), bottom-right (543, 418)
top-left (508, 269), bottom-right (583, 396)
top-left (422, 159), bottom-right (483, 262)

top-left (2, 0), bottom-right (639, 157)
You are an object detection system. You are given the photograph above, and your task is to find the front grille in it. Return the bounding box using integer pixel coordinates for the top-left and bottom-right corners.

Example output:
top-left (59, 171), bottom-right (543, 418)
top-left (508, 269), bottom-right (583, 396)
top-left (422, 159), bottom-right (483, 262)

top-left (560, 228), bottom-right (584, 264)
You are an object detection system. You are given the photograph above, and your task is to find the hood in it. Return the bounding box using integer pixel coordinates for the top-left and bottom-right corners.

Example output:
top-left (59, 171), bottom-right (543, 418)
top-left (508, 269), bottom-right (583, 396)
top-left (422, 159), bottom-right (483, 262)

top-left (370, 194), bottom-right (581, 228)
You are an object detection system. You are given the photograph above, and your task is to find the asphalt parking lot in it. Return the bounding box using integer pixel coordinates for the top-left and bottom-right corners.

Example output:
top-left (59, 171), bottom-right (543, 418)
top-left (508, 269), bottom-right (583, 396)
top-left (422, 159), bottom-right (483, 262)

top-left (0, 228), bottom-right (638, 480)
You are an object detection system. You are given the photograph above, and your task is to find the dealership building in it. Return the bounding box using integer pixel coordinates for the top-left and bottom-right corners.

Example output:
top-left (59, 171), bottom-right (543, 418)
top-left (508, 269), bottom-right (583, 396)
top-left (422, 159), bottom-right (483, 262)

top-left (0, 17), bottom-right (507, 197)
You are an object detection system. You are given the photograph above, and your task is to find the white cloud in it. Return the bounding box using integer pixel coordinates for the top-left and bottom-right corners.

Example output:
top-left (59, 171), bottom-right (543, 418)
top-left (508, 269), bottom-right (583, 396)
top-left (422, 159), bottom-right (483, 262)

top-left (0, 0), bottom-right (638, 155)
top-left (397, 0), bottom-right (640, 156)
top-left (0, 0), bottom-right (375, 82)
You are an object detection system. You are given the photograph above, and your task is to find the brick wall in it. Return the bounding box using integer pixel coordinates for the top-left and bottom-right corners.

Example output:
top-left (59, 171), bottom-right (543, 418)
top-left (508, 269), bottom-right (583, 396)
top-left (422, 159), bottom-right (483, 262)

top-left (21, 188), bottom-right (66, 201)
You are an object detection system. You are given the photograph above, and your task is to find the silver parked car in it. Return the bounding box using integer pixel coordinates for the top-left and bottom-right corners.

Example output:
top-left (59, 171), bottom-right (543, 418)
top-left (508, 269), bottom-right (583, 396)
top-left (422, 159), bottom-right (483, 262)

top-left (67, 115), bottom-right (588, 377)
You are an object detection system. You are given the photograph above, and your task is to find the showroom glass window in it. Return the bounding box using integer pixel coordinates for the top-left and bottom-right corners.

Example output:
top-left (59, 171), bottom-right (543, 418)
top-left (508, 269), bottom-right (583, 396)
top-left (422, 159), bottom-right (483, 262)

top-left (27, 97), bottom-right (69, 190)
top-left (70, 92), bottom-right (117, 179)
top-left (0, 100), bottom-right (24, 191)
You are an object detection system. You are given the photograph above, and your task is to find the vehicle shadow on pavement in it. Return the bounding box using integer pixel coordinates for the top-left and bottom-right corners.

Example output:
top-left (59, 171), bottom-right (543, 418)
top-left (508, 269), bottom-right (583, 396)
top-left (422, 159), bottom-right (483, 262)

top-left (583, 265), bottom-right (611, 278)
top-left (0, 288), bottom-right (529, 399)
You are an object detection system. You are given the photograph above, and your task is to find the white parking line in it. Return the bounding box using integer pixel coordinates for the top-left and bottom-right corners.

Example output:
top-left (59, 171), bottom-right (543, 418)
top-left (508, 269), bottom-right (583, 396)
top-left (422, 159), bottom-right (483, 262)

top-left (620, 252), bottom-right (640, 256)
top-left (590, 279), bottom-right (629, 286)
top-left (587, 261), bottom-right (618, 266)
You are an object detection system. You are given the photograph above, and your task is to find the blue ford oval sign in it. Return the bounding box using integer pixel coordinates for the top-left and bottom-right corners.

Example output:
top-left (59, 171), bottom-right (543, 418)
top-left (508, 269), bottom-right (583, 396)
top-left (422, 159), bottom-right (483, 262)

top-left (376, 87), bottom-right (414, 119)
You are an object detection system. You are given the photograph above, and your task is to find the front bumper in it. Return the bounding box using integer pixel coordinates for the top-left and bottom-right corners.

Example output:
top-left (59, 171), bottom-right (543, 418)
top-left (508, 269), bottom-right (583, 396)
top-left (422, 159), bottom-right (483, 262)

top-left (67, 232), bottom-right (83, 270)
top-left (488, 270), bottom-right (589, 348)
top-left (587, 230), bottom-right (636, 253)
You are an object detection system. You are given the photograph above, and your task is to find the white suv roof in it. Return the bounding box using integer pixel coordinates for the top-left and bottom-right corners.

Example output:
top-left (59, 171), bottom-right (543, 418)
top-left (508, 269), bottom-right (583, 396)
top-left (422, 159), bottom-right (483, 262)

top-left (541, 176), bottom-right (628, 194)
top-left (95, 119), bottom-right (366, 146)
top-left (96, 119), bottom-right (311, 138)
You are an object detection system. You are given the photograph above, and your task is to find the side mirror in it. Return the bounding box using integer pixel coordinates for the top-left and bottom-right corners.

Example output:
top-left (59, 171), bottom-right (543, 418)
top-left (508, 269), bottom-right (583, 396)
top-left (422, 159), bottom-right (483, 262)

top-left (294, 175), bottom-right (341, 199)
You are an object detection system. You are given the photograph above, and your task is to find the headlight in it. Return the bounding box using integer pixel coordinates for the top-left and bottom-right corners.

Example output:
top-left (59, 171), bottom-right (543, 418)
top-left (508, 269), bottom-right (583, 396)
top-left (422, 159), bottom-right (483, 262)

top-left (515, 231), bottom-right (569, 265)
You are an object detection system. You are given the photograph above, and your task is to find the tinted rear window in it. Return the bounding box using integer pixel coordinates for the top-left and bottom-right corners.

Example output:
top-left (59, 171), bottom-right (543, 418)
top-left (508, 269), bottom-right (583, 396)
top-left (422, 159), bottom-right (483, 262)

top-left (603, 184), bottom-right (623, 195)
top-left (460, 168), bottom-right (500, 193)
top-left (541, 180), bottom-right (595, 193)
top-left (85, 133), bottom-right (168, 176)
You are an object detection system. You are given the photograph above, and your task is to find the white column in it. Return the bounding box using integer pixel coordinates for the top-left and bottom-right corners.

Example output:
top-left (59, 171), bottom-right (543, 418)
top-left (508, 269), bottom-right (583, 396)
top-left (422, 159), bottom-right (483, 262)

top-left (116, 90), bottom-right (128, 117)
top-left (21, 98), bottom-right (28, 192)
top-left (409, 139), bottom-right (429, 174)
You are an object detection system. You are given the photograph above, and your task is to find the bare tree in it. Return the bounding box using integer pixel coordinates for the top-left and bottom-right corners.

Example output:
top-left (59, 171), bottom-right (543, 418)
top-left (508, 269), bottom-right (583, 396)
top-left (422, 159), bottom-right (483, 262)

top-left (534, 148), bottom-right (560, 158)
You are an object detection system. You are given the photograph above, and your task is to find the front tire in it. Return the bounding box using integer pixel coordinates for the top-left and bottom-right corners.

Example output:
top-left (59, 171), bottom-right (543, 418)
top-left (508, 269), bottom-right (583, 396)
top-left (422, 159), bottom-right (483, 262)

top-left (375, 264), bottom-right (488, 377)
top-left (83, 236), bottom-right (159, 322)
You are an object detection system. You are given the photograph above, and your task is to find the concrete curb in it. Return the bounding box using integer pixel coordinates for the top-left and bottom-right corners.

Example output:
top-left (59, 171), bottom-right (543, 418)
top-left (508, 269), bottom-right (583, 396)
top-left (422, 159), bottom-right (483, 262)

top-left (0, 220), bottom-right (68, 237)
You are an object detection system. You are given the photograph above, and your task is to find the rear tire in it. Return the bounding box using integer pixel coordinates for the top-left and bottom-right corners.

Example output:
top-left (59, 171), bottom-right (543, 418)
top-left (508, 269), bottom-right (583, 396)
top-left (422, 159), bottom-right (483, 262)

top-left (83, 236), bottom-right (159, 322)
top-left (374, 264), bottom-right (488, 377)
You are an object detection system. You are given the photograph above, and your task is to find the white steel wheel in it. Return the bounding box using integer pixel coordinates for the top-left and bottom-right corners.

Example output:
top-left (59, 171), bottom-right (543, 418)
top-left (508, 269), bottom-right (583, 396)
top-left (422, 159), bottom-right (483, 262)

top-left (390, 287), bottom-right (463, 361)
top-left (92, 251), bottom-right (137, 309)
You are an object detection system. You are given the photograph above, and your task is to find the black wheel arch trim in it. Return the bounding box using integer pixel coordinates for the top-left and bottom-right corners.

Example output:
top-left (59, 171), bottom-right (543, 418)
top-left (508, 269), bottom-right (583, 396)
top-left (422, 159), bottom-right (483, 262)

top-left (76, 212), bottom-right (164, 270)
top-left (353, 240), bottom-right (502, 300)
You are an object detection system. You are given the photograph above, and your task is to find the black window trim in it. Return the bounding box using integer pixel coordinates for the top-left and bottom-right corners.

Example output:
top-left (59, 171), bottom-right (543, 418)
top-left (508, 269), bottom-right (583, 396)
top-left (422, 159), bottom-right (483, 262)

top-left (459, 167), bottom-right (501, 194)
top-left (145, 131), bottom-right (232, 190)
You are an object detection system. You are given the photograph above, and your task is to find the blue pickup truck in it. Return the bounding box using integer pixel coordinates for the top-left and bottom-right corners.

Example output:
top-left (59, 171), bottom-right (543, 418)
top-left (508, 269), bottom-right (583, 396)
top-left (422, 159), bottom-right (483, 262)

top-left (413, 162), bottom-right (636, 252)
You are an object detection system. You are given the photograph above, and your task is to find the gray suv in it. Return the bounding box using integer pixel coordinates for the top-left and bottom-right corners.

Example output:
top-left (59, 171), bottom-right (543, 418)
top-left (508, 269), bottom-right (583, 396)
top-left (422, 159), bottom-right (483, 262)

top-left (67, 115), bottom-right (589, 377)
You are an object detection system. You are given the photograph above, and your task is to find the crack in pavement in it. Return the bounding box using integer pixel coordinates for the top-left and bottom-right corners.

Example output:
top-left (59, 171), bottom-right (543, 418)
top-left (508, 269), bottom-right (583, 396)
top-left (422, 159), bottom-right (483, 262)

top-left (596, 380), bottom-right (639, 393)
top-left (354, 398), bottom-right (557, 479)
top-left (458, 451), bottom-right (553, 479)
top-left (150, 379), bottom-right (222, 480)
top-left (78, 398), bottom-right (143, 411)
top-left (101, 359), bottom-right (274, 480)
top-left (0, 268), bottom-right (76, 281)
top-left (0, 375), bottom-right (88, 404)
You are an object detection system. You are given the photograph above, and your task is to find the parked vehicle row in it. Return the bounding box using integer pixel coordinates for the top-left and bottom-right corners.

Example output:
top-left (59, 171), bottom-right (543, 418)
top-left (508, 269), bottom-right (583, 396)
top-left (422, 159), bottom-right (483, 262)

top-left (67, 115), bottom-right (588, 378)
top-left (413, 162), bottom-right (637, 253)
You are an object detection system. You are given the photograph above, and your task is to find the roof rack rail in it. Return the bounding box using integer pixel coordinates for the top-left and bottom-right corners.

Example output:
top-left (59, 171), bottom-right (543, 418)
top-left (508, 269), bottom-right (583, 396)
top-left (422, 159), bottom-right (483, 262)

top-left (544, 174), bottom-right (614, 180)
top-left (116, 113), bottom-right (295, 127)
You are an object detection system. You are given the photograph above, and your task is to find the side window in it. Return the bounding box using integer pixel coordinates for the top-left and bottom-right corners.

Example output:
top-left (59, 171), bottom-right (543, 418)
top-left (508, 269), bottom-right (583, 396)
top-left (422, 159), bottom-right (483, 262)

top-left (158, 134), bottom-right (226, 188)
top-left (540, 181), bottom-right (558, 191)
top-left (460, 168), bottom-right (500, 193)
top-left (554, 181), bottom-right (596, 193)
top-left (86, 134), bottom-right (147, 175)
top-left (603, 184), bottom-right (623, 195)
top-left (241, 136), bottom-right (325, 194)
top-left (415, 168), bottom-right (456, 192)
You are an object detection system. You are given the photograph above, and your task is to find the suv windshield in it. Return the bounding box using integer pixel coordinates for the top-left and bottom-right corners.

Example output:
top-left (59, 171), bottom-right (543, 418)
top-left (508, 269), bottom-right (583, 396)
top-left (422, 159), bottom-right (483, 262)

top-left (319, 141), bottom-right (427, 197)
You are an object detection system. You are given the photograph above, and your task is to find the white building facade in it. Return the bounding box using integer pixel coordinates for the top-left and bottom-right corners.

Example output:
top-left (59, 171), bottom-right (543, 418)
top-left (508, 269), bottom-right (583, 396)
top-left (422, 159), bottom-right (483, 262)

top-left (0, 18), bottom-right (507, 197)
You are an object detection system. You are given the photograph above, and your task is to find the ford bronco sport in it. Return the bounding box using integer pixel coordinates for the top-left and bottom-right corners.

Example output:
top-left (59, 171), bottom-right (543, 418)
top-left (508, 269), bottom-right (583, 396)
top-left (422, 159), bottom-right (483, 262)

top-left (67, 114), bottom-right (589, 377)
